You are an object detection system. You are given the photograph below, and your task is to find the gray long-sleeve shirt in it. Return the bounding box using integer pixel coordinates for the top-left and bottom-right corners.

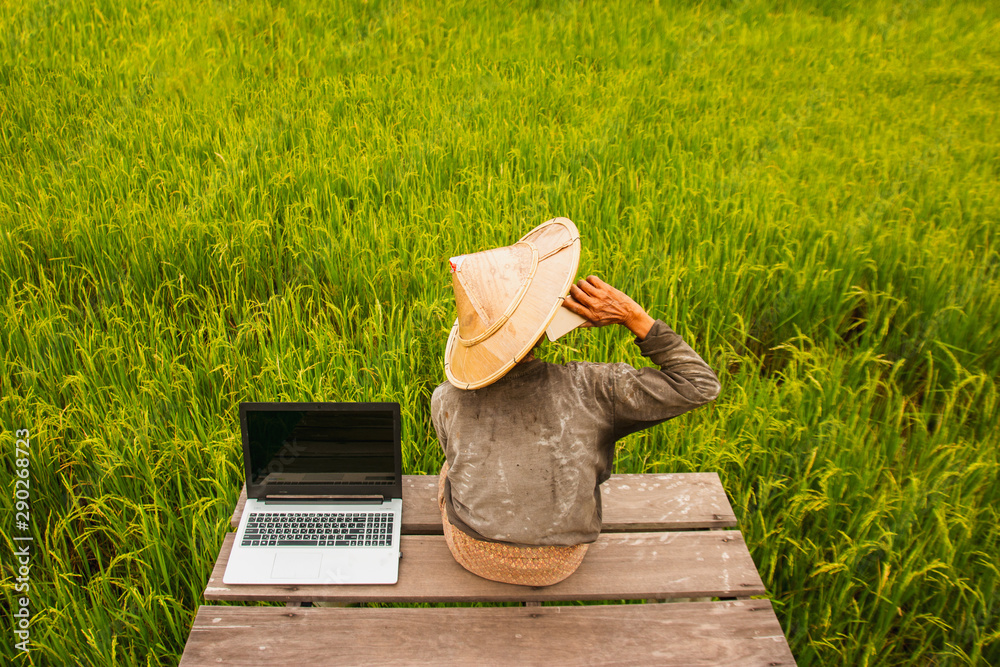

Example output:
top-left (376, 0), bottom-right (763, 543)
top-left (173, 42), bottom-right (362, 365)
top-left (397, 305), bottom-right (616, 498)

top-left (430, 320), bottom-right (721, 547)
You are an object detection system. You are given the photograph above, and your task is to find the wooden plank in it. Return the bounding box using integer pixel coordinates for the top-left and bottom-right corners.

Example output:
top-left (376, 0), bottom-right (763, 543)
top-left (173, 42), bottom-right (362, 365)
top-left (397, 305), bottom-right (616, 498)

top-left (600, 473), bottom-right (737, 530)
top-left (231, 473), bottom-right (738, 532)
top-left (399, 475), bottom-right (437, 533)
top-left (230, 487), bottom-right (247, 529)
top-left (180, 601), bottom-right (796, 666)
top-left (204, 530), bottom-right (765, 603)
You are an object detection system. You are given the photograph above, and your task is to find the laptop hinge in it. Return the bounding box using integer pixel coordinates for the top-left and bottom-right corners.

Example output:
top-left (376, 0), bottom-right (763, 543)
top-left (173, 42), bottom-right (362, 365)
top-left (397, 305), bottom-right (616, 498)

top-left (262, 495), bottom-right (386, 504)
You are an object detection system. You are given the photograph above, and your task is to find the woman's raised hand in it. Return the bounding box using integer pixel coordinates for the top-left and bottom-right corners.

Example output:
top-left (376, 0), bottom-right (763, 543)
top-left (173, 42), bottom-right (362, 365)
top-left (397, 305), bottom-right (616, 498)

top-left (564, 276), bottom-right (655, 340)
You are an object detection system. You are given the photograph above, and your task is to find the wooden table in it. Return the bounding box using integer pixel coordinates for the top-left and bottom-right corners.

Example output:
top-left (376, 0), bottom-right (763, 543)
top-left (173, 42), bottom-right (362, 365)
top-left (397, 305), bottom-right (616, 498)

top-left (180, 474), bottom-right (796, 665)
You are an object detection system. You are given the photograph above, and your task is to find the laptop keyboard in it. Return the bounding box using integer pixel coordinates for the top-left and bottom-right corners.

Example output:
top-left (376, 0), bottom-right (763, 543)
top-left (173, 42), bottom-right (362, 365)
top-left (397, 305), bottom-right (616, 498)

top-left (241, 512), bottom-right (394, 547)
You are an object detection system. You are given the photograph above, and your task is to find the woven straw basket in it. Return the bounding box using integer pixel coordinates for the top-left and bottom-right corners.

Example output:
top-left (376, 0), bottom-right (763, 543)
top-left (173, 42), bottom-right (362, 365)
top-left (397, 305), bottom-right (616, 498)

top-left (444, 217), bottom-right (581, 390)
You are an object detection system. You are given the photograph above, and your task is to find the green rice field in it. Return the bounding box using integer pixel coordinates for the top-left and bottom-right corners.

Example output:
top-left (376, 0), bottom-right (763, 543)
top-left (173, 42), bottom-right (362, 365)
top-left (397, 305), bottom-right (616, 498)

top-left (2, 0), bottom-right (998, 664)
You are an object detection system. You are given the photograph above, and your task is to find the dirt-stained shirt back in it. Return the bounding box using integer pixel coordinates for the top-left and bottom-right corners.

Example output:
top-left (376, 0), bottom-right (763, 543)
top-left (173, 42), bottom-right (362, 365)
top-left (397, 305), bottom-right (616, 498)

top-left (430, 320), bottom-right (721, 547)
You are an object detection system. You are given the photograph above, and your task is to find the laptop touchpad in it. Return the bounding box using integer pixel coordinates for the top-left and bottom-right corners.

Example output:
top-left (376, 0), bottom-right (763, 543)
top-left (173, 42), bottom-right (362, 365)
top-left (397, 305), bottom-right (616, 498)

top-left (271, 552), bottom-right (323, 579)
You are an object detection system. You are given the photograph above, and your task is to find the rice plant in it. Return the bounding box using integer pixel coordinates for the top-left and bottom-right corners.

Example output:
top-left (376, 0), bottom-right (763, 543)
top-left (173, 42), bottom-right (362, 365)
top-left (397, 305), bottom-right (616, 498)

top-left (1, 0), bottom-right (998, 664)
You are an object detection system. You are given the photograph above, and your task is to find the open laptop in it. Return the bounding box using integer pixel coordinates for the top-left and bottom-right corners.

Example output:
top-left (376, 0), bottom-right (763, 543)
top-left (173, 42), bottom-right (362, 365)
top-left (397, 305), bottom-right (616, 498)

top-left (223, 402), bottom-right (403, 585)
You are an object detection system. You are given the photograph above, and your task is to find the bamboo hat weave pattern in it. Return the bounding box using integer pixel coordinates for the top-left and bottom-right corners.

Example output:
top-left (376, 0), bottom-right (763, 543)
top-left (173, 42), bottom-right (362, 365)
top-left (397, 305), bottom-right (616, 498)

top-left (444, 217), bottom-right (581, 390)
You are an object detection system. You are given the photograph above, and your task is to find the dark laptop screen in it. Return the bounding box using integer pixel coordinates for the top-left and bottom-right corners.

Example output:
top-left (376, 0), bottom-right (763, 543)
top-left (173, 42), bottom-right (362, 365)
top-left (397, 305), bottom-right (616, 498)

top-left (240, 403), bottom-right (401, 499)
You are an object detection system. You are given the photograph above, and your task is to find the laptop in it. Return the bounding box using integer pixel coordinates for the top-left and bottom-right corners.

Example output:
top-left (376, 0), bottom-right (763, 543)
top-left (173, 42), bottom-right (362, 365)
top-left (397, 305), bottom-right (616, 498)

top-left (223, 402), bottom-right (403, 585)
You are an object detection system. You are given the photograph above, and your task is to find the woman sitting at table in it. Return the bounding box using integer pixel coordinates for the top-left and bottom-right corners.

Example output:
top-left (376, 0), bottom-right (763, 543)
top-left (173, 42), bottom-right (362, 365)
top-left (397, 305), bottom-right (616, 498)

top-left (430, 218), bottom-right (721, 586)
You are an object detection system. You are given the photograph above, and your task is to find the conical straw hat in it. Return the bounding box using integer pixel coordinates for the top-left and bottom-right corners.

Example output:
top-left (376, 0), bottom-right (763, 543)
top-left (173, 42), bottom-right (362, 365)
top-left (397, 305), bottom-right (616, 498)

top-left (444, 217), bottom-right (581, 390)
